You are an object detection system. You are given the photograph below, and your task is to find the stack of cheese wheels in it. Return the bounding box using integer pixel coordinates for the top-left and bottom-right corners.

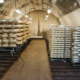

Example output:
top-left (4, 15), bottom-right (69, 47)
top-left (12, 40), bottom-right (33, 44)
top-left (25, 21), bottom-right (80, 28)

top-left (0, 19), bottom-right (30, 48)
top-left (48, 26), bottom-right (65, 59)
top-left (72, 27), bottom-right (80, 63)
top-left (64, 27), bottom-right (72, 58)
top-left (47, 25), bottom-right (72, 59)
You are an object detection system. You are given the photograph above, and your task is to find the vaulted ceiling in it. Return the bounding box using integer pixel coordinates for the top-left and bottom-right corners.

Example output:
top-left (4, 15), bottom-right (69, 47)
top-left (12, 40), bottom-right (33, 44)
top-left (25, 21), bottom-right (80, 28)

top-left (0, 0), bottom-right (80, 19)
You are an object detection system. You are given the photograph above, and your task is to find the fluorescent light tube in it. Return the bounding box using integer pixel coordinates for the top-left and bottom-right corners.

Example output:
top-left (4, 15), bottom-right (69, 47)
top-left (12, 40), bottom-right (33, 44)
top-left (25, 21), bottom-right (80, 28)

top-left (47, 9), bottom-right (51, 14)
top-left (0, 0), bottom-right (4, 3)
top-left (15, 9), bottom-right (21, 14)
top-left (29, 18), bottom-right (32, 20)
top-left (52, 0), bottom-right (57, 3)
top-left (46, 14), bottom-right (49, 18)
top-left (25, 15), bottom-right (28, 18)
top-left (45, 18), bottom-right (47, 20)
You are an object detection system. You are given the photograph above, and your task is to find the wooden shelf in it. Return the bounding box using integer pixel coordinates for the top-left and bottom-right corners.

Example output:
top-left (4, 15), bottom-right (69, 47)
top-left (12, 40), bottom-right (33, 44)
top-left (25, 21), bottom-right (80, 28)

top-left (0, 20), bottom-right (30, 47)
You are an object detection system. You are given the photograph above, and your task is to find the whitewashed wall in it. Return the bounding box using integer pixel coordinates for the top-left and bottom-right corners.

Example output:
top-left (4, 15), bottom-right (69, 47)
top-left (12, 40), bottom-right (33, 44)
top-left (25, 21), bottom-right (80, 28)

top-left (21, 11), bottom-right (60, 37)
top-left (59, 8), bottom-right (80, 26)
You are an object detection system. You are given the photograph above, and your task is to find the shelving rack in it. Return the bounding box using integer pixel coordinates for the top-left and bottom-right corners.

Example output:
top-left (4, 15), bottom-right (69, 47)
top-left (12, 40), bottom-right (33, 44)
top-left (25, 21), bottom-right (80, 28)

top-left (0, 19), bottom-right (30, 56)
top-left (0, 20), bottom-right (16, 47)
top-left (71, 27), bottom-right (80, 67)
top-left (25, 22), bottom-right (30, 39)
top-left (47, 25), bottom-right (80, 67)
top-left (47, 26), bottom-right (72, 62)
top-left (49, 27), bottom-right (65, 61)
top-left (64, 28), bottom-right (72, 58)
top-left (63, 27), bottom-right (72, 62)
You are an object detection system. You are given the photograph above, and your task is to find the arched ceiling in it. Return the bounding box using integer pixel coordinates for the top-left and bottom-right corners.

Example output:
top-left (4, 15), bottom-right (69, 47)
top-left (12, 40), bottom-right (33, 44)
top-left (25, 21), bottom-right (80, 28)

top-left (0, 0), bottom-right (80, 20)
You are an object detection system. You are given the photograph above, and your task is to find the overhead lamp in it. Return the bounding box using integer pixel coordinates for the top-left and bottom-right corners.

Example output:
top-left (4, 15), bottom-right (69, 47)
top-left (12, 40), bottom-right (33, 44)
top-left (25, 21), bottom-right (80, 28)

top-left (74, 3), bottom-right (77, 7)
top-left (25, 15), bottom-right (28, 18)
top-left (47, 9), bottom-right (51, 14)
top-left (25, 2), bottom-right (28, 18)
top-left (29, 18), bottom-right (32, 20)
top-left (45, 18), bottom-right (47, 20)
top-left (0, 0), bottom-right (4, 3)
top-left (46, 14), bottom-right (49, 18)
top-left (15, 0), bottom-right (21, 14)
top-left (52, 0), bottom-right (57, 3)
top-left (15, 9), bottom-right (21, 14)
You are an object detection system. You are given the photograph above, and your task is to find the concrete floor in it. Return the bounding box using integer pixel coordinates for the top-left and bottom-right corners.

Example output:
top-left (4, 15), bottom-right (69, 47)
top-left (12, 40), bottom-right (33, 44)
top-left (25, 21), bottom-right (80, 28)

top-left (2, 40), bottom-right (52, 80)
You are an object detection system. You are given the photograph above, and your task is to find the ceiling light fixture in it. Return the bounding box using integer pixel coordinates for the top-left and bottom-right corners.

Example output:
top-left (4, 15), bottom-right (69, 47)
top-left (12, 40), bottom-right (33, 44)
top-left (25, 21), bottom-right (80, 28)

top-left (45, 18), bottom-right (47, 20)
top-left (15, 9), bottom-right (21, 14)
top-left (29, 18), bottom-right (32, 20)
top-left (46, 14), bottom-right (49, 18)
top-left (0, 0), bottom-right (4, 3)
top-left (25, 2), bottom-right (28, 18)
top-left (15, 0), bottom-right (21, 14)
top-left (47, 8), bottom-right (51, 14)
top-left (25, 15), bottom-right (28, 18)
top-left (52, 0), bottom-right (57, 3)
